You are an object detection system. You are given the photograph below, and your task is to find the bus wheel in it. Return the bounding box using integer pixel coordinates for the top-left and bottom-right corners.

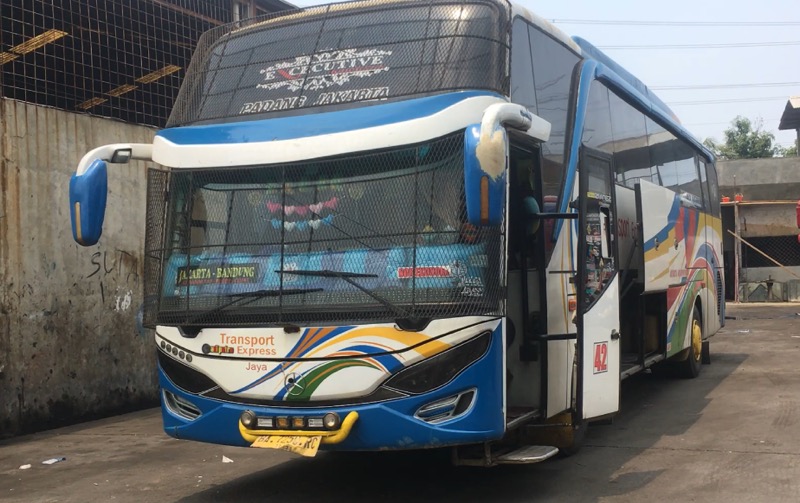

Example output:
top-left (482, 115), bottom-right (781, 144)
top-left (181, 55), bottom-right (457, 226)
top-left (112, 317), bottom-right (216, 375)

top-left (557, 416), bottom-right (587, 457)
top-left (678, 306), bottom-right (703, 379)
top-left (701, 340), bottom-right (711, 365)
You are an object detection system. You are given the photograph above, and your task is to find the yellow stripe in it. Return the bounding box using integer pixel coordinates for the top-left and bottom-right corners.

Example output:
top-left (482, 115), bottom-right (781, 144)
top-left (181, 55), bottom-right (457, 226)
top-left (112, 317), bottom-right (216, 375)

top-left (651, 253), bottom-right (680, 281)
top-left (311, 326), bottom-right (450, 358)
top-left (643, 228), bottom-right (677, 262)
top-left (73, 202), bottom-right (83, 244)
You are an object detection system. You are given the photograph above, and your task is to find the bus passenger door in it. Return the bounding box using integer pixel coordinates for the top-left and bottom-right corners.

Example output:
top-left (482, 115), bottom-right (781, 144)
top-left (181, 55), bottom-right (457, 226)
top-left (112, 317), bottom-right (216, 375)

top-left (578, 149), bottom-right (621, 420)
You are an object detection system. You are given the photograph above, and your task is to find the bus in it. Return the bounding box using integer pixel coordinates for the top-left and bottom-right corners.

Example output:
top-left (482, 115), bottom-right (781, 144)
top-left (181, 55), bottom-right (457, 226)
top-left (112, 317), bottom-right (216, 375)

top-left (68, 0), bottom-right (724, 466)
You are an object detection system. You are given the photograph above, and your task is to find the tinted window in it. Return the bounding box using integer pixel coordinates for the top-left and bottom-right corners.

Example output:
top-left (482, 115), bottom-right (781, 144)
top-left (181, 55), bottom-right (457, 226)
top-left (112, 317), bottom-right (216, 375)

top-left (529, 25), bottom-right (580, 164)
top-left (698, 157), bottom-right (710, 209)
top-left (672, 142), bottom-right (703, 208)
top-left (510, 19), bottom-right (536, 111)
top-left (645, 117), bottom-right (673, 186)
top-left (169, 1), bottom-right (512, 126)
top-left (705, 160), bottom-right (721, 217)
top-left (581, 82), bottom-right (613, 153)
top-left (608, 91), bottom-right (650, 187)
top-left (526, 23), bottom-right (580, 256)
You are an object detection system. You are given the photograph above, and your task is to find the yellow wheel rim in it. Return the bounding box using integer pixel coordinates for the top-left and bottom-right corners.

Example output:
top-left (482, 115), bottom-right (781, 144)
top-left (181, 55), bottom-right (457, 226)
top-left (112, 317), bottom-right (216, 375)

top-left (692, 319), bottom-right (702, 362)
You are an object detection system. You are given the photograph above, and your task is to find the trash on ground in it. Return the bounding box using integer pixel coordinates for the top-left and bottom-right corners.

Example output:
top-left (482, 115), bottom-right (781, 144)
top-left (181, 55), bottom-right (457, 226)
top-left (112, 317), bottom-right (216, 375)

top-left (736, 330), bottom-right (751, 334)
top-left (41, 457), bottom-right (66, 465)
top-left (19, 464), bottom-right (31, 470)
top-left (222, 455), bottom-right (234, 463)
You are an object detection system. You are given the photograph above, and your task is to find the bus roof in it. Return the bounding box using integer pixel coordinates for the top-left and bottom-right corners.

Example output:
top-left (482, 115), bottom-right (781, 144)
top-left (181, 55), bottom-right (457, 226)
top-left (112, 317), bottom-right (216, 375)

top-left (510, 3), bottom-right (582, 54)
top-left (507, 1), bottom-right (713, 161)
top-left (570, 36), bottom-right (681, 125)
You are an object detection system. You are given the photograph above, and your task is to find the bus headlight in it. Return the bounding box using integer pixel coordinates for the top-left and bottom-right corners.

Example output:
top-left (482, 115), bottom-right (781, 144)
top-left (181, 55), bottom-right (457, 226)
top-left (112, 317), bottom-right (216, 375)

top-left (323, 412), bottom-right (340, 430)
top-left (382, 331), bottom-right (491, 394)
top-left (240, 410), bottom-right (257, 428)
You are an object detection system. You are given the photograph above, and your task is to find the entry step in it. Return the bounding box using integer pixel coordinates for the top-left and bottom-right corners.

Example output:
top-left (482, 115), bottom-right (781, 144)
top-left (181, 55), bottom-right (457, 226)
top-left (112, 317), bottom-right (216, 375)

top-left (496, 445), bottom-right (559, 464)
top-left (451, 443), bottom-right (560, 466)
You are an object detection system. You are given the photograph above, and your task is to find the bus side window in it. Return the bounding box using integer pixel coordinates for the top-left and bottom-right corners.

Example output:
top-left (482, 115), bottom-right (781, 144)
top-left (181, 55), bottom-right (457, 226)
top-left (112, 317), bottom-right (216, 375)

top-left (607, 90), bottom-right (650, 188)
top-left (698, 156), bottom-right (710, 210)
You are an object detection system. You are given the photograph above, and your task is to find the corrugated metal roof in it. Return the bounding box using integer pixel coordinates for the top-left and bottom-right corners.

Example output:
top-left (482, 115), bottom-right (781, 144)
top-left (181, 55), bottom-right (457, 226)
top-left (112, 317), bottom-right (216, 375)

top-left (778, 96), bottom-right (800, 130)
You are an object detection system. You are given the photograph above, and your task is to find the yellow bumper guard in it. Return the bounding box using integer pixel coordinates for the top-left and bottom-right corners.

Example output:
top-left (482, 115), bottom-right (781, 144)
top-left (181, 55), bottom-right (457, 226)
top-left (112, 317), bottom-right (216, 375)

top-left (239, 411), bottom-right (359, 445)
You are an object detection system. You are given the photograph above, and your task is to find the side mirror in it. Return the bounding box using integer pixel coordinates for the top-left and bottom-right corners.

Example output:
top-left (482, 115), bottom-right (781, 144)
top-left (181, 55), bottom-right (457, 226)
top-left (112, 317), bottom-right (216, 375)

top-left (69, 159), bottom-right (108, 246)
top-left (463, 104), bottom-right (552, 227)
top-left (464, 124), bottom-right (507, 226)
top-left (68, 143), bottom-right (153, 246)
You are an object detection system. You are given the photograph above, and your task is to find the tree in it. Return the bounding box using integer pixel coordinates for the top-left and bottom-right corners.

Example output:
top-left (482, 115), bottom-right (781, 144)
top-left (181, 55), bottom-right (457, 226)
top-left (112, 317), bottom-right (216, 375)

top-left (703, 116), bottom-right (781, 160)
top-left (781, 144), bottom-right (797, 157)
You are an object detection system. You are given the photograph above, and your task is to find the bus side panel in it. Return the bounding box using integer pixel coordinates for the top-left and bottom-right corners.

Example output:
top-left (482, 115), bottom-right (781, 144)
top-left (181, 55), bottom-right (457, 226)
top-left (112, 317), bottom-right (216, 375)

top-left (638, 180), bottom-right (684, 293)
top-left (665, 284), bottom-right (698, 357)
top-left (614, 185), bottom-right (643, 277)
top-left (704, 213), bottom-right (724, 337)
top-left (638, 180), bottom-right (714, 358)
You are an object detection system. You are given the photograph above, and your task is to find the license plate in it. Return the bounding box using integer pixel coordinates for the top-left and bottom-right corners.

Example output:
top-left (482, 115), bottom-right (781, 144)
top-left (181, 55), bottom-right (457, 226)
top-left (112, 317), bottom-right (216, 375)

top-left (250, 435), bottom-right (322, 457)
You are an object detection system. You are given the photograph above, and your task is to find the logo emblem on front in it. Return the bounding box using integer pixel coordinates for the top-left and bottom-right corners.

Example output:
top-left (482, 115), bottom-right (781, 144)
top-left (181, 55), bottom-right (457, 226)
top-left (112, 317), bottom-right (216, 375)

top-left (284, 373), bottom-right (305, 396)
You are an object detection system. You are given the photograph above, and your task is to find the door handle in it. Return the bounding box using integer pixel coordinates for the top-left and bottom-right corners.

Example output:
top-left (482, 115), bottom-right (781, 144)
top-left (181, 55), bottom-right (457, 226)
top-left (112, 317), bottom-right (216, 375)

top-left (610, 329), bottom-right (620, 341)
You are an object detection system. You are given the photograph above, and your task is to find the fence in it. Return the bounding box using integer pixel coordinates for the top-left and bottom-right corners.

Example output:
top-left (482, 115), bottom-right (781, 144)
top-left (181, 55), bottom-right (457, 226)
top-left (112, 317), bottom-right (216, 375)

top-left (0, 0), bottom-right (293, 437)
top-left (0, 0), bottom-right (291, 128)
top-left (724, 200), bottom-right (800, 302)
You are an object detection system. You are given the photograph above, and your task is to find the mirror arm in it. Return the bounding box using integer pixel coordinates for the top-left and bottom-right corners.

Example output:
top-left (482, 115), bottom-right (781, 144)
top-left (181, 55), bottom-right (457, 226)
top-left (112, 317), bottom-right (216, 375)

top-left (75, 143), bottom-right (153, 176)
top-left (479, 104), bottom-right (551, 143)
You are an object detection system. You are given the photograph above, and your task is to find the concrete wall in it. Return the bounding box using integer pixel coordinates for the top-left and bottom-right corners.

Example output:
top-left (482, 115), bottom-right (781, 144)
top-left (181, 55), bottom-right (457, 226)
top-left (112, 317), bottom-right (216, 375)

top-left (718, 157), bottom-right (800, 201)
top-left (0, 98), bottom-right (158, 436)
top-left (740, 266), bottom-right (800, 284)
top-left (737, 203), bottom-right (798, 238)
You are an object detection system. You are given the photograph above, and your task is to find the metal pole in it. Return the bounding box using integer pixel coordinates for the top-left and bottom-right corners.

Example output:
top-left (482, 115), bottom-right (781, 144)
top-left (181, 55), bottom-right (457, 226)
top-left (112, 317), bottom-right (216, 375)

top-left (734, 203), bottom-right (741, 303)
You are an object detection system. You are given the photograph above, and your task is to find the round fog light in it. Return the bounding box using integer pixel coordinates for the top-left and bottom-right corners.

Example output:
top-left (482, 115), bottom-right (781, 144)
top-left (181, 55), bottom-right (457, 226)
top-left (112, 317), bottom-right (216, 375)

top-left (240, 410), bottom-right (257, 429)
top-left (323, 412), bottom-right (340, 430)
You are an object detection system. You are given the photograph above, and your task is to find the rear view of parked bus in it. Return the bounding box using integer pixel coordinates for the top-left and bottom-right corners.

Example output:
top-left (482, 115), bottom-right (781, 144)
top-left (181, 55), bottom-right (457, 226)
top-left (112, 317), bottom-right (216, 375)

top-left (68, 0), bottom-right (723, 465)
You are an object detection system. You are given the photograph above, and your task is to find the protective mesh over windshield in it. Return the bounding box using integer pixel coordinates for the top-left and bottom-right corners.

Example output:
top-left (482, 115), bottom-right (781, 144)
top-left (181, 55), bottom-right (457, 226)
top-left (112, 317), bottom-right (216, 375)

top-left (167, 0), bottom-right (511, 127)
top-left (143, 133), bottom-right (505, 328)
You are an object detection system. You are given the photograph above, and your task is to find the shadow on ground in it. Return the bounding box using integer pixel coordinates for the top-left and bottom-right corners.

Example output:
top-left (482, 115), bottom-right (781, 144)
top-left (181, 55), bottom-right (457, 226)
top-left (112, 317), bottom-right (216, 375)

top-left (178, 350), bottom-right (747, 503)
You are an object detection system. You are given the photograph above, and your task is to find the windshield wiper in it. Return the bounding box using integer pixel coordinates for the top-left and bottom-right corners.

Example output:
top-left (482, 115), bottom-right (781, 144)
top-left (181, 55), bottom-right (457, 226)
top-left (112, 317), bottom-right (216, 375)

top-left (275, 269), bottom-right (429, 331)
top-left (185, 288), bottom-right (323, 325)
top-left (279, 270), bottom-right (378, 279)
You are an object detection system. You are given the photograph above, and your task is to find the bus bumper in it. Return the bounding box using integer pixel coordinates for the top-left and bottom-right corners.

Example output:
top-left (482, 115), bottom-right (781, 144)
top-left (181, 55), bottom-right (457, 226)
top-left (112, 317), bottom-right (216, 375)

top-left (157, 328), bottom-right (505, 451)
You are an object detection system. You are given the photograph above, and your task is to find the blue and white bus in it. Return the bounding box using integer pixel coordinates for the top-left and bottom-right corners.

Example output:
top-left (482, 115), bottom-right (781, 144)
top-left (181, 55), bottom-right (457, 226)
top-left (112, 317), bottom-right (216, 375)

top-left (69, 0), bottom-right (724, 465)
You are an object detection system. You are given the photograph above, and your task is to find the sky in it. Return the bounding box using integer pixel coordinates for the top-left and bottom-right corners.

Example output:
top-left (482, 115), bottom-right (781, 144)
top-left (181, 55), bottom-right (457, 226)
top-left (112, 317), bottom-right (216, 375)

top-left (288, 0), bottom-right (799, 151)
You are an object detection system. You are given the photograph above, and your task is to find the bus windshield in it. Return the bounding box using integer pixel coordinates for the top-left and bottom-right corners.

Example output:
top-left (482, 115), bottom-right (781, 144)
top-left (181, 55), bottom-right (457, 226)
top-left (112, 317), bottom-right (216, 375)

top-left (167, 0), bottom-right (511, 127)
top-left (145, 133), bottom-right (504, 327)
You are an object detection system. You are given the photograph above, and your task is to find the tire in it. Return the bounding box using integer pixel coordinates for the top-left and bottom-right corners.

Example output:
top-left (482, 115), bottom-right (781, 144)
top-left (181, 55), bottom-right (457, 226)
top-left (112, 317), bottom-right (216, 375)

top-left (557, 418), bottom-right (587, 458)
top-left (701, 340), bottom-right (711, 365)
top-left (677, 306), bottom-right (703, 379)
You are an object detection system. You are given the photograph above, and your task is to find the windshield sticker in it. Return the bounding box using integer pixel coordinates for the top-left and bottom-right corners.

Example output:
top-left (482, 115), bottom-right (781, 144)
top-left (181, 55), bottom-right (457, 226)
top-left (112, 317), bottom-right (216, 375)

top-left (239, 96), bottom-right (309, 115)
top-left (202, 334), bottom-right (279, 357)
top-left (177, 264), bottom-right (260, 286)
top-left (314, 86), bottom-right (389, 105)
top-left (265, 197), bottom-right (339, 215)
top-left (257, 48), bottom-right (392, 92)
top-left (270, 214), bottom-right (334, 232)
top-left (397, 266), bottom-right (453, 279)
